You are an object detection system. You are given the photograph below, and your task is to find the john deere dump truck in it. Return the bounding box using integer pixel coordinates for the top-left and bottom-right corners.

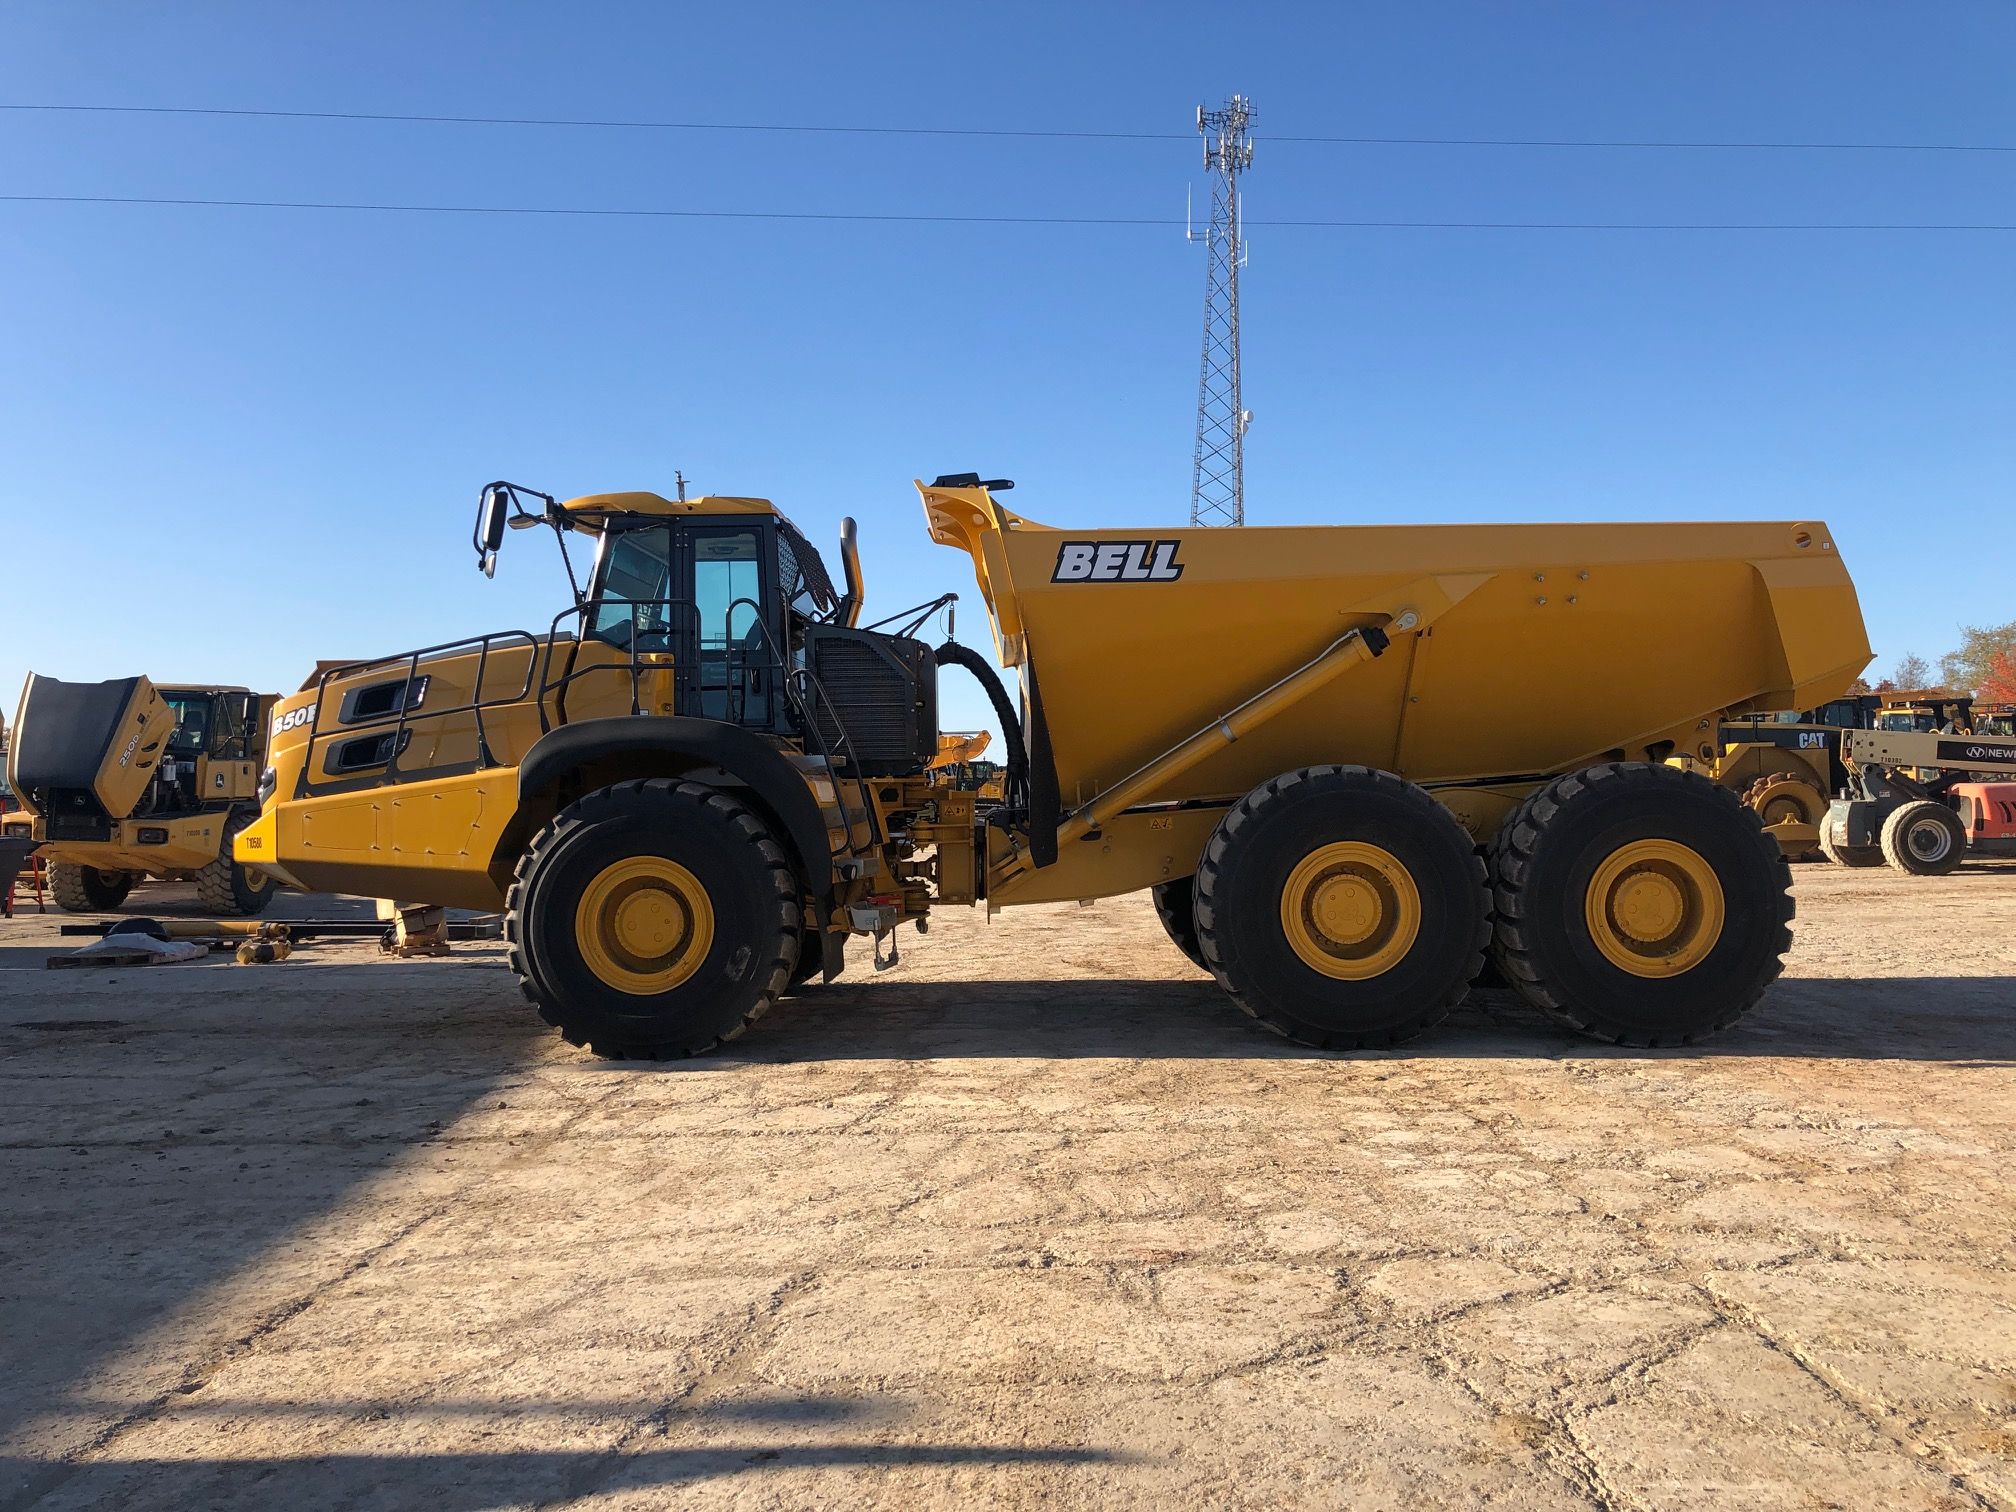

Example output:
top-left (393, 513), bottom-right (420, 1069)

top-left (238, 477), bottom-right (1869, 1057)
top-left (6, 676), bottom-right (278, 914)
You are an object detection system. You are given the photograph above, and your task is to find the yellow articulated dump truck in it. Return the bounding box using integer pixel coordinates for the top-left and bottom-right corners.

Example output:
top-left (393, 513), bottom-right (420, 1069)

top-left (237, 475), bottom-right (1869, 1058)
top-left (6, 677), bottom-right (279, 914)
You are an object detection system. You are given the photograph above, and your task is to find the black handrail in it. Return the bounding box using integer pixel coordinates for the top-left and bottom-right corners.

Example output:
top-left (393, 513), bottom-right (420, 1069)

top-left (296, 595), bottom-right (894, 869)
top-left (727, 601), bottom-right (882, 858)
top-left (297, 629), bottom-right (540, 797)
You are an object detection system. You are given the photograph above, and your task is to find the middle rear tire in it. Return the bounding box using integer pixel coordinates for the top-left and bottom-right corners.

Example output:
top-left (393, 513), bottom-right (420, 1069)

top-left (1194, 766), bottom-right (1489, 1049)
top-left (1151, 876), bottom-right (1207, 971)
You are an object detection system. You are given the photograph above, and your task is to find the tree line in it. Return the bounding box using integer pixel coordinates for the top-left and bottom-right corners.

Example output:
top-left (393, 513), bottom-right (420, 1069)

top-left (1850, 620), bottom-right (2016, 703)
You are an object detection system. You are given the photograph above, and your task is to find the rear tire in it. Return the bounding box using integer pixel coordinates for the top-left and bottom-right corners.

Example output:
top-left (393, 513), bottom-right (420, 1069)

top-left (1194, 766), bottom-right (1488, 1049)
top-left (1150, 877), bottom-right (1207, 971)
top-left (1880, 800), bottom-right (1965, 876)
top-left (47, 862), bottom-right (132, 912)
top-left (196, 813), bottom-right (277, 916)
top-left (1490, 762), bottom-right (1791, 1046)
top-left (506, 779), bottom-right (800, 1059)
top-left (1819, 819), bottom-right (1883, 869)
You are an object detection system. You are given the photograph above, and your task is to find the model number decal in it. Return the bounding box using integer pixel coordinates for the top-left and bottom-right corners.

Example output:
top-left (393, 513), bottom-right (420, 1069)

top-left (1051, 540), bottom-right (1185, 583)
top-left (273, 704), bottom-right (318, 736)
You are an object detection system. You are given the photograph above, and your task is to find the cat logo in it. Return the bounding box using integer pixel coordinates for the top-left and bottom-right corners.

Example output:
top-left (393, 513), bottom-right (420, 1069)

top-left (1051, 540), bottom-right (1185, 583)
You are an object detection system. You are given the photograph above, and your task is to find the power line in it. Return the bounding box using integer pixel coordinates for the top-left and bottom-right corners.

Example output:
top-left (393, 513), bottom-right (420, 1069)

top-left (4, 102), bottom-right (2012, 154)
top-left (1271, 132), bottom-right (2016, 153)
top-left (0, 103), bottom-right (1179, 141)
top-left (3, 193), bottom-right (2012, 232)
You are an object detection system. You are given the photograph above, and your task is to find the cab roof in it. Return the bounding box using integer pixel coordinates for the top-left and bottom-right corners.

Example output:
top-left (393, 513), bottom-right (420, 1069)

top-left (560, 492), bottom-right (779, 519)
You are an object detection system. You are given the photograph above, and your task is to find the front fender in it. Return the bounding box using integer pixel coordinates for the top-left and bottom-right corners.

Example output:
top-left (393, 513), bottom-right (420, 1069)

top-left (517, 718), bottom-right (835, 898)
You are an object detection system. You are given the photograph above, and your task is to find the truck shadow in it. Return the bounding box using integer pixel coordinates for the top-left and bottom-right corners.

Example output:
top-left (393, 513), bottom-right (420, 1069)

top-left (2, 1439), bottom-right (1127, 1509)
top-left (0, 954), bottom-right (545, 1478)
top-left (7, 1427), bottom-right (1128, 1507)
top-left (682, 972), bottom-right (2016, 1067)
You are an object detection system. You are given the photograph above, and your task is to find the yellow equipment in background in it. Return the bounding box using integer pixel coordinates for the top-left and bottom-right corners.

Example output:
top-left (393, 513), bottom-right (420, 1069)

top-left (6, 676), bottom-right (278, 914)
top-left (1683, 695), bottom-right (1880, 859)
top-left (928, 730), bottom-right (1006, 801)
top-left (240, 474), bottom-right (1869, 1059)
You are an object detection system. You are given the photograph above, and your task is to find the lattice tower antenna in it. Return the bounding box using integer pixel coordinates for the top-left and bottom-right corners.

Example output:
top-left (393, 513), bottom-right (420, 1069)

top-left (1188, 94), bottom-right (1255, 527)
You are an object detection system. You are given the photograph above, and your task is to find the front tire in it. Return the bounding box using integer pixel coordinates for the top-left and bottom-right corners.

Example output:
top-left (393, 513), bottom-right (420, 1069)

top-left (506, 779), bottom-right (800, 1059)
top-left (1490, 763), bottom-right (1791, 1046)
top-left (1880, 800), bottom-right (1965, 876)
top-left (47, 862), bottom-right (132, 912)
top-left (1194, 766), bottom-right (1488, 1049)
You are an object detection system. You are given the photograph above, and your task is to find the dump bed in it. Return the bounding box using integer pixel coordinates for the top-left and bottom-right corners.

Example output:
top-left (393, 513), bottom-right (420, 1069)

top-left (921, 483), bottom-right (1871, 812)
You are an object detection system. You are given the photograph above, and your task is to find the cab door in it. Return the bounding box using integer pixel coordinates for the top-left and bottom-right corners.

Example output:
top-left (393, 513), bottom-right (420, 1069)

top-left (686, 524), bottom-right (780, 728)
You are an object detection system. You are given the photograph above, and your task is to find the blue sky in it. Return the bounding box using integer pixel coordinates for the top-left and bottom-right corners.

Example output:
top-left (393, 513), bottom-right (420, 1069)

top-left (3, 2), bottom-right (2011, 741)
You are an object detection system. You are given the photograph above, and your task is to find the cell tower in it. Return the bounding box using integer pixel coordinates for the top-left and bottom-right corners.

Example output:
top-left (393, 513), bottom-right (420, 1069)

top-left (1189, 94), bottom-right (1255, 527)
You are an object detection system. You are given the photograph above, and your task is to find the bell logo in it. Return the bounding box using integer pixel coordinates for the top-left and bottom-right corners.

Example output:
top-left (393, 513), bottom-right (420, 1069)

top-left (1052, 540), bottom-right (1185, 584)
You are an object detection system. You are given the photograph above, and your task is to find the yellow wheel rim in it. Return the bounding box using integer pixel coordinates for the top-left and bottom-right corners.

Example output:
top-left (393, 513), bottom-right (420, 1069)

top-left (1751, 779), bottom-right (1823, 828)
top-left (573, 855), bottom-right (714, 995)
top-left (242, 866), bottom-right (269, 892)
top-left (1279, 841), bottom-right (1421, 980)
top-left (1583, 839), bottom-right (1723, 978)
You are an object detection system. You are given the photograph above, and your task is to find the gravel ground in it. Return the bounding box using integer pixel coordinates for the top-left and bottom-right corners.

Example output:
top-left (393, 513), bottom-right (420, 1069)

top-left (2, 862), bottom-right (2014, 1511)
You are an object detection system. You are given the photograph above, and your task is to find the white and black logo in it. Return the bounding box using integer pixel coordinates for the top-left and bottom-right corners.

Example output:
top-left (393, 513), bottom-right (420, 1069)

top-left (273, 704), bottom-right (318, 737)
top-left (1950, 741), bottom-right (2016, 764)
top-left (1051, 540), bottom-right (1185, 583)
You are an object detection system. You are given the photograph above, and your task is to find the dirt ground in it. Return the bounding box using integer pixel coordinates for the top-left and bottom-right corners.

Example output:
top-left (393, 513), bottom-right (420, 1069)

top-left (2, 863), bottom-right (2014, 1511)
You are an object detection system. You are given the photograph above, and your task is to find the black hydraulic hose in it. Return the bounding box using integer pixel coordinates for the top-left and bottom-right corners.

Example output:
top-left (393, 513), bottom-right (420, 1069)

top-left (933, 641), bottom-right (1027, 810)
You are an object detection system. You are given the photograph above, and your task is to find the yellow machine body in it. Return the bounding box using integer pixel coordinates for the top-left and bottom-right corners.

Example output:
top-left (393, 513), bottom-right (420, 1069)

top-left (240, 492), bottom-right (848, 910)
top-left (239, 636), bottom-right (647, 909)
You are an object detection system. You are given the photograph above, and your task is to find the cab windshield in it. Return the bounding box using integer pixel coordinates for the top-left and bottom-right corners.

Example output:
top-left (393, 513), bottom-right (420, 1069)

top-left (590, 530), bottom-right (674, 644)
top-left (162, 694), bottom-right (212, 755)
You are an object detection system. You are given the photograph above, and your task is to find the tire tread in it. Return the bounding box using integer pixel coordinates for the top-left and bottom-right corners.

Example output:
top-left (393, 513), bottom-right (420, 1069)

top-left (1488, 761), bottom-right (1793, 1046)
top-left (504, 779), bottom-right (800, 1060)
top-left (1194, 764), bottom-right (1489, 1050)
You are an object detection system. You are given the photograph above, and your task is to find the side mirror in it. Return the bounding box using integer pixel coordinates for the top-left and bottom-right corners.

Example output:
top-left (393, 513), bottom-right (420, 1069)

top-left (475, 485), bottom-right (509, 578)
top-left (479, 488), bottom-right (509, 552)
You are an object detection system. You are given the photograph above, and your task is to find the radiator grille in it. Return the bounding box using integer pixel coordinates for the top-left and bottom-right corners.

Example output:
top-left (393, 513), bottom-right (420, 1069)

top-left (806, 629), bottom-right (935, 773)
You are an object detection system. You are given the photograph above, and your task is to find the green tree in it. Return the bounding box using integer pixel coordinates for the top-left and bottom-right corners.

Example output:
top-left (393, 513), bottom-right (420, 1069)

top-left (1891, 652), bottom-right (1932, 690)
top-left (1937, 622), bottom-right (2016, 695)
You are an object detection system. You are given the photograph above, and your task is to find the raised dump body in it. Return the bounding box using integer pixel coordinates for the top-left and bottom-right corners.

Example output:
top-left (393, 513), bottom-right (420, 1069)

top-left (922, 484), bottom-right (1869, 820)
